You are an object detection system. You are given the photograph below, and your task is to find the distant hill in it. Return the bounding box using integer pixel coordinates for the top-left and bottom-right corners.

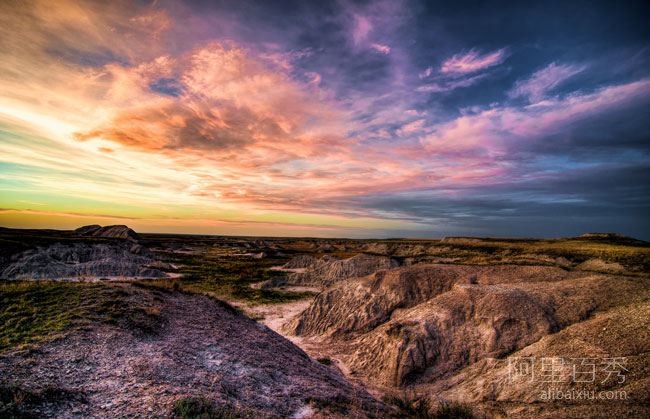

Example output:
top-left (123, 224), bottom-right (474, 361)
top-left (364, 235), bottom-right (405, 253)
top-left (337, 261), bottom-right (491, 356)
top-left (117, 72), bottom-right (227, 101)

top-left (75, 224), bottom-right (140, 241)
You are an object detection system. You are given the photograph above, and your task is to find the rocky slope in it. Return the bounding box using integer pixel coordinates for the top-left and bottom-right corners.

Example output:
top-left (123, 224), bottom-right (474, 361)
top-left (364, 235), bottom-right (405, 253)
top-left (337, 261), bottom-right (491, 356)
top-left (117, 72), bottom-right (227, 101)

top-left (288, 264), bottom-right (579, 337)
top-left (286, 253), bottom-right (399, 287)
top-left (0, 225), bottom-right (166, 280)
top-left (431, 299), bottom-right (650, 418)
top-left (282, 254), bottom-right (318, 269)
top-left (1, 242), bottom-right (165, 280)
top-left (0, 284), bottom-right (384, 417)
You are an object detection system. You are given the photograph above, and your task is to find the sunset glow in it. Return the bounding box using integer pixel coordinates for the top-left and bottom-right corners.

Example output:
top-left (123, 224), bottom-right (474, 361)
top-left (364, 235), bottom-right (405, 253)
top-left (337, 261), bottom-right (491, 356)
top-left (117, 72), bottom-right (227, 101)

top-left (1, 0), bottom-right (649, 237)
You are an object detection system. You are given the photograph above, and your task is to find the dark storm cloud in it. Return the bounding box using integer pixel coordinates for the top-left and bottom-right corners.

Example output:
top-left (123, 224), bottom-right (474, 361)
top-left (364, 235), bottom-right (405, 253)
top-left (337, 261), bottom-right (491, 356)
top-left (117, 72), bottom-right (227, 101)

top-left (355, 162), bottom-right (650, 238)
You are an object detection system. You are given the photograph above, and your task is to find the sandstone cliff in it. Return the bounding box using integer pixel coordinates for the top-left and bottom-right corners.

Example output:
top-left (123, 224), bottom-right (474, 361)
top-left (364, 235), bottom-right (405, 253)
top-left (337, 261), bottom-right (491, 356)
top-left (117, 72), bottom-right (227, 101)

top-left (287, 263), bottom-right (649, 388)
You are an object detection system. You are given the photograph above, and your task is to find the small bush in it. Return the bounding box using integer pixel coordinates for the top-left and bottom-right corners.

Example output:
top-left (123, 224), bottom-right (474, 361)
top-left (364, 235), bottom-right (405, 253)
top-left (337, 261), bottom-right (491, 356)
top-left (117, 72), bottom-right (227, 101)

top-left (172, 396), bottom-right (217, 418)
top-left (171, 396), bottom-right (254, 419)
top-left (317, 357), bottom-right (333, 365)
top-left (0, 384), bottom-right (84, 417)
top-left (384, 394), bottom-right (474, 419)
top-left (431, 401), bottom-right (474, 419)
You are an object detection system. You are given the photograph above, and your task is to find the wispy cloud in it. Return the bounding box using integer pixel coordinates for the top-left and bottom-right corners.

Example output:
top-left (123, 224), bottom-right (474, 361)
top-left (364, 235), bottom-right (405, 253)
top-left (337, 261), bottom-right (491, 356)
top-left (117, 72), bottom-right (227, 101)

top-left (351, 14), bottom-right (372, 46)
top-left (509, 62), bottom-right (586, 102)
top-left (440, 48), bottom-right (508, 74)
top-left (418, 66), bottom-right (433, 79)
top-left (416, 72), bottom-right (489, 93)
top-left (422, 78), bottom-right (650, 158)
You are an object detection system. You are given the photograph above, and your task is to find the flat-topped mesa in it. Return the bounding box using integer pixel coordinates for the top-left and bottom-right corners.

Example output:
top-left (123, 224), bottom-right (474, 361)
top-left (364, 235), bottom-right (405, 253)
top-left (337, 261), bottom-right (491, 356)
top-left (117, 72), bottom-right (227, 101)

top-left (75, 224), bottom-right (140, 241)
top-left (578, 232), bottom-right (626, 239)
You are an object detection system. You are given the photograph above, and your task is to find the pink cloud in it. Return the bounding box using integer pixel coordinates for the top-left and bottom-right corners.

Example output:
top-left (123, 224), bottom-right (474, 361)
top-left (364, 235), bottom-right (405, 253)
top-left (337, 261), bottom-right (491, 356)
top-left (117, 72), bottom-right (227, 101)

top-left (509, 62), bottom-right (586, 102)
top-left (440, 48), bottom-right (507, 74)
top-left (370, 43), bottom-right (391, 54)
top-left (3, 0), bottom-right (649, 228)
top-left (397, 118), bottom-right (426, 136)
top-left (352, 14), bottom-right (372, 46)
top-left (76, 42), bottom-right (347, 162)
top-left (422, 78), bottom-right (650, 157)
top-left (416, 72), bottom-right (489, 93)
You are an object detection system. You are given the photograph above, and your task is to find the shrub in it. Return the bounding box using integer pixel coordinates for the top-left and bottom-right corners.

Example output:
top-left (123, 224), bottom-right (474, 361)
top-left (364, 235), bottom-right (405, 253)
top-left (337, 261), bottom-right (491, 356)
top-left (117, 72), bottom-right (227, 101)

top-left (171, 396), bottom-right (255, 419)
top-left (431, 401), bottom-right (474, 419)
top-left (384, 394), bottom-right (475, 419)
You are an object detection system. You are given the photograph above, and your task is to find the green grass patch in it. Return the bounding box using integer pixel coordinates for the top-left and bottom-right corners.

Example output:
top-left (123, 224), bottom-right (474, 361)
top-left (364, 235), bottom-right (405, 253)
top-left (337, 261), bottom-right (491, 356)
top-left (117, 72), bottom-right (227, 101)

top-left (0, 281), bottom-right (164, 352)
top-left (147, 251), bottom-right (315, 304)
top-left (171, 396), bottom-right (258, 418)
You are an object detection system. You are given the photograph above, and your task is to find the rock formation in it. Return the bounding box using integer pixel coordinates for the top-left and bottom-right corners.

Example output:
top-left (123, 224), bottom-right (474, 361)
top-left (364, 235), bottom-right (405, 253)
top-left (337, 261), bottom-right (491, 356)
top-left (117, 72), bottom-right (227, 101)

top-left (282, 254), bottom-right (318, 269)
top-left (431, 299), bottom-right (650, 418)
top-left (286, 253), bottom-right (399, 287)
top-left (288, 264), bottom-right (575, 337)
top-left (287, 263), bottom-right (649, 388)
top-left (75, 224), bottom-right (140, 241)
top-left (1, 242), bottom-right (165, 280)
top-left (1, 225), bottom-right (164, 280)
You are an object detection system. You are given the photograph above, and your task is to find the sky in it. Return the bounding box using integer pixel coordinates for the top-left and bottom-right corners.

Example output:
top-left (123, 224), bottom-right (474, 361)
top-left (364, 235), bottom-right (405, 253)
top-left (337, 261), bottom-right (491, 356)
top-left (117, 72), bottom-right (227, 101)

top-left (0, 0), bottom-right (649, 239)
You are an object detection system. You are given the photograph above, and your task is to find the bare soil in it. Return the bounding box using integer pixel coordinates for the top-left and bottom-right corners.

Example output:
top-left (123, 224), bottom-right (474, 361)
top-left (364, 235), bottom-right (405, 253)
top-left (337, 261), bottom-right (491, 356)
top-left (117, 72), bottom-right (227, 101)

top-left (0, 285), bottom-right (383, 417)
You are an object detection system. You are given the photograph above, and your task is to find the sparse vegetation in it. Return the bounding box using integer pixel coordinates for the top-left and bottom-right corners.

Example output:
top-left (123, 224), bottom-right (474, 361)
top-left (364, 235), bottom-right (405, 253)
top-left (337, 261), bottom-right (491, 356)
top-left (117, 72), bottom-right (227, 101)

top-left (431, 401), bottom-right (475, 419)
top-left (0, 384), bottom-right (84, 417)
top-left (172, 396), bottom-right (257, 418)
top-left (384, 394), bottom-right (475, 419)
top-left (422, 237), bottom-right (650, 272)
top-left (0, 281), bottom-right (164, 352)
top-left (143, 250), bottom-right (316, 304)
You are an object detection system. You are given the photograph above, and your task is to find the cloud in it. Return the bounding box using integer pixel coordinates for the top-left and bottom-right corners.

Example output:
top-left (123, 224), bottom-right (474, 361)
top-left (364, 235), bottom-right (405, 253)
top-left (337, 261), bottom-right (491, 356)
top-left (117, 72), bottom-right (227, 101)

top-left (344, 1), bottom-right (407, 55)
top-left (509, 62), bottom-right (586, 102)
top-left (440, 48), bottom-right (507, 75)
top-left (355, 162), bottom-right (650, 238)
top-left (370, 43), bottom-right (391, 54)
top-left (418, 66), bottom-right (433, 79)
top-left (75, 42), bottom-right (347, 164)
top-left (1, 0), bottom-right (650, 238)
top-left (416, 72), bottom-right (489, 93)
top-left (352, 14), bottom-right (372, 46)
top-left (397, 119), bottom-right (426, 136)
top-left (422, 78), bottom-right (650, 158)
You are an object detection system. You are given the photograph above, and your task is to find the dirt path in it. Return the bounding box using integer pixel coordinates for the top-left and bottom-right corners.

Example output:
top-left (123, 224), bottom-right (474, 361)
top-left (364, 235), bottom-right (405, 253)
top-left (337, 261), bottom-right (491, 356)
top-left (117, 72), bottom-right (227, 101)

top-left (0, 285), bottom-right (383, 417)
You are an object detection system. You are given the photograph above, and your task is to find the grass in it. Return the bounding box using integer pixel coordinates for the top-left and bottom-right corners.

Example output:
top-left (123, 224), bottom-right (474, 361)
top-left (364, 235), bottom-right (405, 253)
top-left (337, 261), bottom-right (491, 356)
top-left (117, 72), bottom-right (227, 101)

top-left (414, 238), bottom-right (650, 272)
top-left (0, 281), bottom-right (164, 352)
top-left (0, 383), bottom-right (85, 417)
top-left (431, 402), bottom-right (475, 419)
top-left (384, 394), bottom-right (475, 419)
top-left (171, 396), bottom-right (258, 418)
top-left (144, 250), bottom-right (316, 305)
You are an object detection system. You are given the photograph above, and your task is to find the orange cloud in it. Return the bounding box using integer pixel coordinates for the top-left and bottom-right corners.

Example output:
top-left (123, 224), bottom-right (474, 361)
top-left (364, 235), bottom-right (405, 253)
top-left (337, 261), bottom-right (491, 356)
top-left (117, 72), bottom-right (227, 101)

top-left (76, 42), bottom-right (350, 165)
